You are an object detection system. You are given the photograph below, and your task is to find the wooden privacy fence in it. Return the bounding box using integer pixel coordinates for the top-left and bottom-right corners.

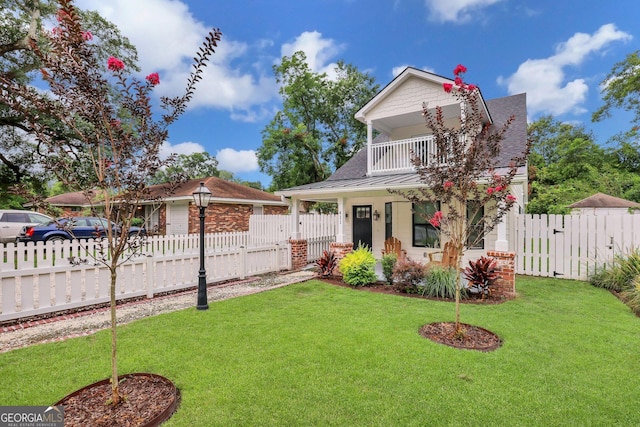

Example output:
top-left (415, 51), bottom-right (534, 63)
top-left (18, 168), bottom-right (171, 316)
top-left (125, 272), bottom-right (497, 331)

top-left (0, 235), bottom-right (291, 322)
top-left (513, 214), bottom-right (640, 280)
top-left (250, 214), bottom-right (339, 261)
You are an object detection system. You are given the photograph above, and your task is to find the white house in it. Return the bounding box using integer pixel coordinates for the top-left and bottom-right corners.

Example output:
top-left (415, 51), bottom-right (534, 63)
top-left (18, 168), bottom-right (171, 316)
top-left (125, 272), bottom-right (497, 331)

top-left (276, 67), bottom-right (528, 265)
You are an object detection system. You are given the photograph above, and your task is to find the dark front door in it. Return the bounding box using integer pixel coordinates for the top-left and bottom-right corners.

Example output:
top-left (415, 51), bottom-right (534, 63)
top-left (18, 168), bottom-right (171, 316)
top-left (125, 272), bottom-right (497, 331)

top-left (352, 205), bottom-right (372, 249)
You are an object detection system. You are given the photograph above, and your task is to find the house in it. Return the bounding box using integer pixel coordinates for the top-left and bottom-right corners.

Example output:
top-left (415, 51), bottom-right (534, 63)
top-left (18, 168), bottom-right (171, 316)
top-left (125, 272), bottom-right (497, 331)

top-left (569, 193), bottom-right (640, 216)
top-left (276, 67), bottom-right (528, 267)
top-left (45, 176), bottom-right (289, 235)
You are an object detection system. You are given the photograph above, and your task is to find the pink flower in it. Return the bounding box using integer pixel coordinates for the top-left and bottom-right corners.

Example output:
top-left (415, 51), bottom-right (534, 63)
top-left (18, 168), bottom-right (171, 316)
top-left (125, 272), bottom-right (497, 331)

top-left (82, 31), bottom-right (93, 41)
top-left (487, 187), bottom-right (495, 195)
top-left (467, 84), bottom-right (477, 91)
top-left (443, 83), bottom-right (454, 93)
top-left (495, 185), bottom-right (503, 192)
top-left (107, 56), bottom-right (125, 72)
top-left (443, 181), bottom-right (453, 190)
top-left (145, 72), bottom-right (160, 86)
top-left (429, 211), bottom-right (443, 227)
top-left (454, 76), bottom-right (463, 86)
top-left (56, 9), bottom-right (68, 22)
top-left (506, 195), bottom-right (517, 202)
top-left (453, 64), bottom-right (467, 76)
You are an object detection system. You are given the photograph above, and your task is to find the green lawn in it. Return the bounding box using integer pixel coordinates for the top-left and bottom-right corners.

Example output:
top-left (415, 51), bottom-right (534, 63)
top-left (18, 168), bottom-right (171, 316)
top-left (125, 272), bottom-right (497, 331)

top-left (1, 276), bottom-right (638, 426)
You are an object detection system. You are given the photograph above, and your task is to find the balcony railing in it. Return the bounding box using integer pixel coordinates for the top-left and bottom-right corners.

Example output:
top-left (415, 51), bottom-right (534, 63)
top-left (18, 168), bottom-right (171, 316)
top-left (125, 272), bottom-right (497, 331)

top-left (369, 135), bottom-right (440, 175)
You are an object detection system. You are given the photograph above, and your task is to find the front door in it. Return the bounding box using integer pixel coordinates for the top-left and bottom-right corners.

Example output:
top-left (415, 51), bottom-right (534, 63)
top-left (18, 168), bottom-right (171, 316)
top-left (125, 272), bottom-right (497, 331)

top-left (352, 205), bottom-right (372, 249)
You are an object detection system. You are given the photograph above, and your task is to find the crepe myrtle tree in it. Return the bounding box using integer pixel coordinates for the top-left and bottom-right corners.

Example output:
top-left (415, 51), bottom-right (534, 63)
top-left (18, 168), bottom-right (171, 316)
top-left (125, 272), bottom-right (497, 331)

top-left (393, 64), bottom-right (528, 335)
top-left (0, 0), bottom-right (222, 405)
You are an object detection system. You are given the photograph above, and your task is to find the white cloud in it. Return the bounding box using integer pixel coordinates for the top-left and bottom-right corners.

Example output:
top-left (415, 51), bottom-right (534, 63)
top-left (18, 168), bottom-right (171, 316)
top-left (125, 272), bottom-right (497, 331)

top-left (216, 148), bottom-right (259, 173)
top-left (424, 0), bottom-right (503, 23)
top-left (497, 24), bottom-right (632, 117)
top-left (76, 0), bottom-right (279, 117)
top-left (392, 65), bottom-right (435, 77)
top-left (159, 141), bottom-right (205, 160)
top-left (281, 31), bottom-right (345, 79)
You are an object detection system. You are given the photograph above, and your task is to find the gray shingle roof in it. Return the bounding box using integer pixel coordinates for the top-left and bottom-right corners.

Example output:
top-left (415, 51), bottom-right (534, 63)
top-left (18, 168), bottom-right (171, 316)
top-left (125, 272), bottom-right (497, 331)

top-left (327, 93), bottom-right (528, 182)
top-left (569, 193), bottom-right (640, 208)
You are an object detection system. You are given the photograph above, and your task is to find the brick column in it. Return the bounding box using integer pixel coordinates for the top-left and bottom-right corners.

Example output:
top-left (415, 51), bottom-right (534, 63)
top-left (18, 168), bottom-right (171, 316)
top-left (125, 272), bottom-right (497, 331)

top-left (289, 239), bottom-right (308, 270)
top-left (329, 242), bottom-right (354, 276)
top-left (487, 251), bottom-right (516, 298)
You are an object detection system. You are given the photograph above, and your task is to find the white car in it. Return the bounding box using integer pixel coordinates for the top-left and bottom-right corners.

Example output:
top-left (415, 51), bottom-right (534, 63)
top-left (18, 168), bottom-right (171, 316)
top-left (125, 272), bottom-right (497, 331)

top-left (0, 210), bottom-right (53, 244)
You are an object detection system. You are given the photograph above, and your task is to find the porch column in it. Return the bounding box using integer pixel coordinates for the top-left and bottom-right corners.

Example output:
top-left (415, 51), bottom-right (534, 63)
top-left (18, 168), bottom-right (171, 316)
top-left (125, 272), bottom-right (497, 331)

top-left (291, 197), bottom-right (301, 240)
top-left (495, 218), bottom-right (509, 251)
top-left (336, 197), bottom-right (346, 243)
top-left (366, 121), bottom-right (372, 176)
top-left (494, 200), bottom-right (509, 251)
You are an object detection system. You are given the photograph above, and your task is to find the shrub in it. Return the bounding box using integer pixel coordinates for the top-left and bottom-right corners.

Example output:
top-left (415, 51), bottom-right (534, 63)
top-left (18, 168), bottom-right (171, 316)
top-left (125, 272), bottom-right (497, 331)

top-left (622, 278), bottom-right (640, 315)
top-left (339, 244), bottom-right (377, 287)
top-left (131, 217), bottom-right (144, 227)
top-left (463, 256), bottom-right (498, 297)
top-left (391, 257), bottom-right (426, 293)
top-left (589, 248), bottom-right (640, 292)
top-left (423, 265), bottom-right (459, 299)
top-left (381, 253), bottom-right (398, 285)
top-left (315, 250), bottom-right (338, 277)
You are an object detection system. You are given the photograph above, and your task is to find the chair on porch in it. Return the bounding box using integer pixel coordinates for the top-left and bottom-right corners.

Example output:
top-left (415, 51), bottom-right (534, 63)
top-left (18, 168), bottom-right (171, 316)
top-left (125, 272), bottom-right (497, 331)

top-left (382, 237), bottom-right (406, 259)
top-left (427, 242), bottom-right (460, 269)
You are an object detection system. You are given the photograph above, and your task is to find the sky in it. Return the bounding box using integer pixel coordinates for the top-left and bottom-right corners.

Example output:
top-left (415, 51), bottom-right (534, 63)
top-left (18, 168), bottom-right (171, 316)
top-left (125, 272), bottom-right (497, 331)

top-left (74, 0), bottom-right (640, 188)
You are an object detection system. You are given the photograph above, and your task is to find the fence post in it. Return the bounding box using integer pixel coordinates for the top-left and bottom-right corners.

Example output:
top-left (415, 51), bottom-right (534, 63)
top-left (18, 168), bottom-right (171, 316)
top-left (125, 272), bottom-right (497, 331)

top-left (146, 256), bottom-right (154, 298)
top-left (239, 246), bottom-right (246, 279)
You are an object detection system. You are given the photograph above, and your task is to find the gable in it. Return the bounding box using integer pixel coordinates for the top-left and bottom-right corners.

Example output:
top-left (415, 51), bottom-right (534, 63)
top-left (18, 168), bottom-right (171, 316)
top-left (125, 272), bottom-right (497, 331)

top-left (365, 75), bottom-right (458, 122)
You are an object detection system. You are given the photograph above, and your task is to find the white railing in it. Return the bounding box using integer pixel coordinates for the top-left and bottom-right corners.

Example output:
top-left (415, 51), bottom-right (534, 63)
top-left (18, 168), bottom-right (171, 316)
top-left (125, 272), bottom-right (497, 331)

top-left (0, 237), bottom-right (290, 322)
top-left (369, 135), bottom-right (438, 175)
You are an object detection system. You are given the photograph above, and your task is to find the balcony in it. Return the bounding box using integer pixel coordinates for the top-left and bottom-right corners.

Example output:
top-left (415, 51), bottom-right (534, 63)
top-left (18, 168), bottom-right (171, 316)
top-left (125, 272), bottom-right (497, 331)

top-left (368, 135), bottom-right (440, 175)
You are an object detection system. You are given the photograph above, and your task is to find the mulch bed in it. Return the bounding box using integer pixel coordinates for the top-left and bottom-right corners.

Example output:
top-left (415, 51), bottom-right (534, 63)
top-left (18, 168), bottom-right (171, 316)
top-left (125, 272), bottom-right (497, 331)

top-left (56, 373), bottom-right (179, 426)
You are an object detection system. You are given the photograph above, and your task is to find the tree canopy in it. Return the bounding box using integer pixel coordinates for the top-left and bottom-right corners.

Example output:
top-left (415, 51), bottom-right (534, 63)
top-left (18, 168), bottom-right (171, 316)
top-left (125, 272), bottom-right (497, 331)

top-left (592, 50), bottom-right (640, 136)
top-left (527, 115), bottom-right (640, 214)
top-left (258, 51), bottom-right (378, 191)
top-left (0, 0), bottom-right (139, 207)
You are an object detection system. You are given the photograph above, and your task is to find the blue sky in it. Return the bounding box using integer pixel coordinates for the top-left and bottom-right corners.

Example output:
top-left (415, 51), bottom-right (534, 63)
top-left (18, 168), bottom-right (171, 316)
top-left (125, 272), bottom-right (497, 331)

top-left (75, 0), bottom-right (640, 187)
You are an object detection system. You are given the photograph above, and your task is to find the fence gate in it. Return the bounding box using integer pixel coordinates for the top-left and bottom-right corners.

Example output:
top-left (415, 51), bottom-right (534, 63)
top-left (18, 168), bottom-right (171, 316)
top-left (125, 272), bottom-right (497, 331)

top-left (514, 214), bottom-right (640, 281)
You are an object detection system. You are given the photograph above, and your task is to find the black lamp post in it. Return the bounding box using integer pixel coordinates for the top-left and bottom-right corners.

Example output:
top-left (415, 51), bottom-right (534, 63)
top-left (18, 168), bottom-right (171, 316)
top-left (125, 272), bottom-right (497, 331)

top-left (192, 182), bottom-right (212, 310)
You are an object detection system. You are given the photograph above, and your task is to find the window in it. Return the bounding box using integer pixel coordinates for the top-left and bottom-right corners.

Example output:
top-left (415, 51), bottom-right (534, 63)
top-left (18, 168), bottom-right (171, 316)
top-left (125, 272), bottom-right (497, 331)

top-left (467, 201), bottom-right (484, 249)
top-left (355, 206), bottom-right (370, 219)
top-left (2, 213), bottom-right (27, 222)
top-left (412, 202), bottom-right (440, 248)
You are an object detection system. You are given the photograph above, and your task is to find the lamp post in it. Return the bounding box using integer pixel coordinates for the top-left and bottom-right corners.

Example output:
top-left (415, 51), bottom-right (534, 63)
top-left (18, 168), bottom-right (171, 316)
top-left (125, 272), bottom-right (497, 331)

top-left (192, 182), bottom-right (212, 310)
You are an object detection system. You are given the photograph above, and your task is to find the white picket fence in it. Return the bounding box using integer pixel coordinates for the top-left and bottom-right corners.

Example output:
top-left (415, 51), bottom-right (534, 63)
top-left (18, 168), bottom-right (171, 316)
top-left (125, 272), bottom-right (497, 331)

top-left (0, 214), bottom-right (338, 322)
top-left (0, 234), bottom-right (290, 322)
top-left (513, 214), bottom-right (640, 280)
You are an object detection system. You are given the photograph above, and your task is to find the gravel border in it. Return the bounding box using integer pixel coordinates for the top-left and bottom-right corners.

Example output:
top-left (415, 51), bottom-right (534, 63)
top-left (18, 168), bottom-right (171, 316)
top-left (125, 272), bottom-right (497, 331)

top-left (0, 270), bottom-right (316, 353)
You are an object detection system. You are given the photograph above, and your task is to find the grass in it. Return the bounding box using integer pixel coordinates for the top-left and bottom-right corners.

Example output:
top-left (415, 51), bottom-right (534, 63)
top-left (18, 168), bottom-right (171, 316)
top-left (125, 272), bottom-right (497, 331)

top-left (1, 276), bottom-right (639, 426)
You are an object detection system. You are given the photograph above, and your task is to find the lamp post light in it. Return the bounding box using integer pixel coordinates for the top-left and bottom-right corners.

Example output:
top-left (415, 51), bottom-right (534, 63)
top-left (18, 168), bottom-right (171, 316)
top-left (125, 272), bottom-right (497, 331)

top-left (192, 182), bottom-right (212, 310)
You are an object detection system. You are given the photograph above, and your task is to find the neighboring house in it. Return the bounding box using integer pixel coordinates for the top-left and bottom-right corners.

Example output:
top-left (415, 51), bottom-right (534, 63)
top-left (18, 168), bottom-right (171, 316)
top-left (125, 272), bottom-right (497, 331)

top-left (569, 193), bottom-right (640, 216)
top-left (276, 67), bottom-right (528, 264)
top-left (45, 176), bottom-right (289, 235)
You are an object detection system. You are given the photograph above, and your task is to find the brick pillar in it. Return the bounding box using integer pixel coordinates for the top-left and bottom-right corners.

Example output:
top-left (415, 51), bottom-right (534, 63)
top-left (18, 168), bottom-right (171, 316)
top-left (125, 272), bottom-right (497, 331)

top-left (289, 239), bottom-right (308, 270)
top-left (487, 251), bottom-right (516, 298)
top-left (329, 242), bottom-right (354, 276)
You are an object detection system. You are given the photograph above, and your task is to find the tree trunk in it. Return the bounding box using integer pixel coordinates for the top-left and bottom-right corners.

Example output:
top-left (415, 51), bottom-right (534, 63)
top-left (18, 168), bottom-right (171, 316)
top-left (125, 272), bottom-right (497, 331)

top-left (110, 267), bottom-right (120, 405)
